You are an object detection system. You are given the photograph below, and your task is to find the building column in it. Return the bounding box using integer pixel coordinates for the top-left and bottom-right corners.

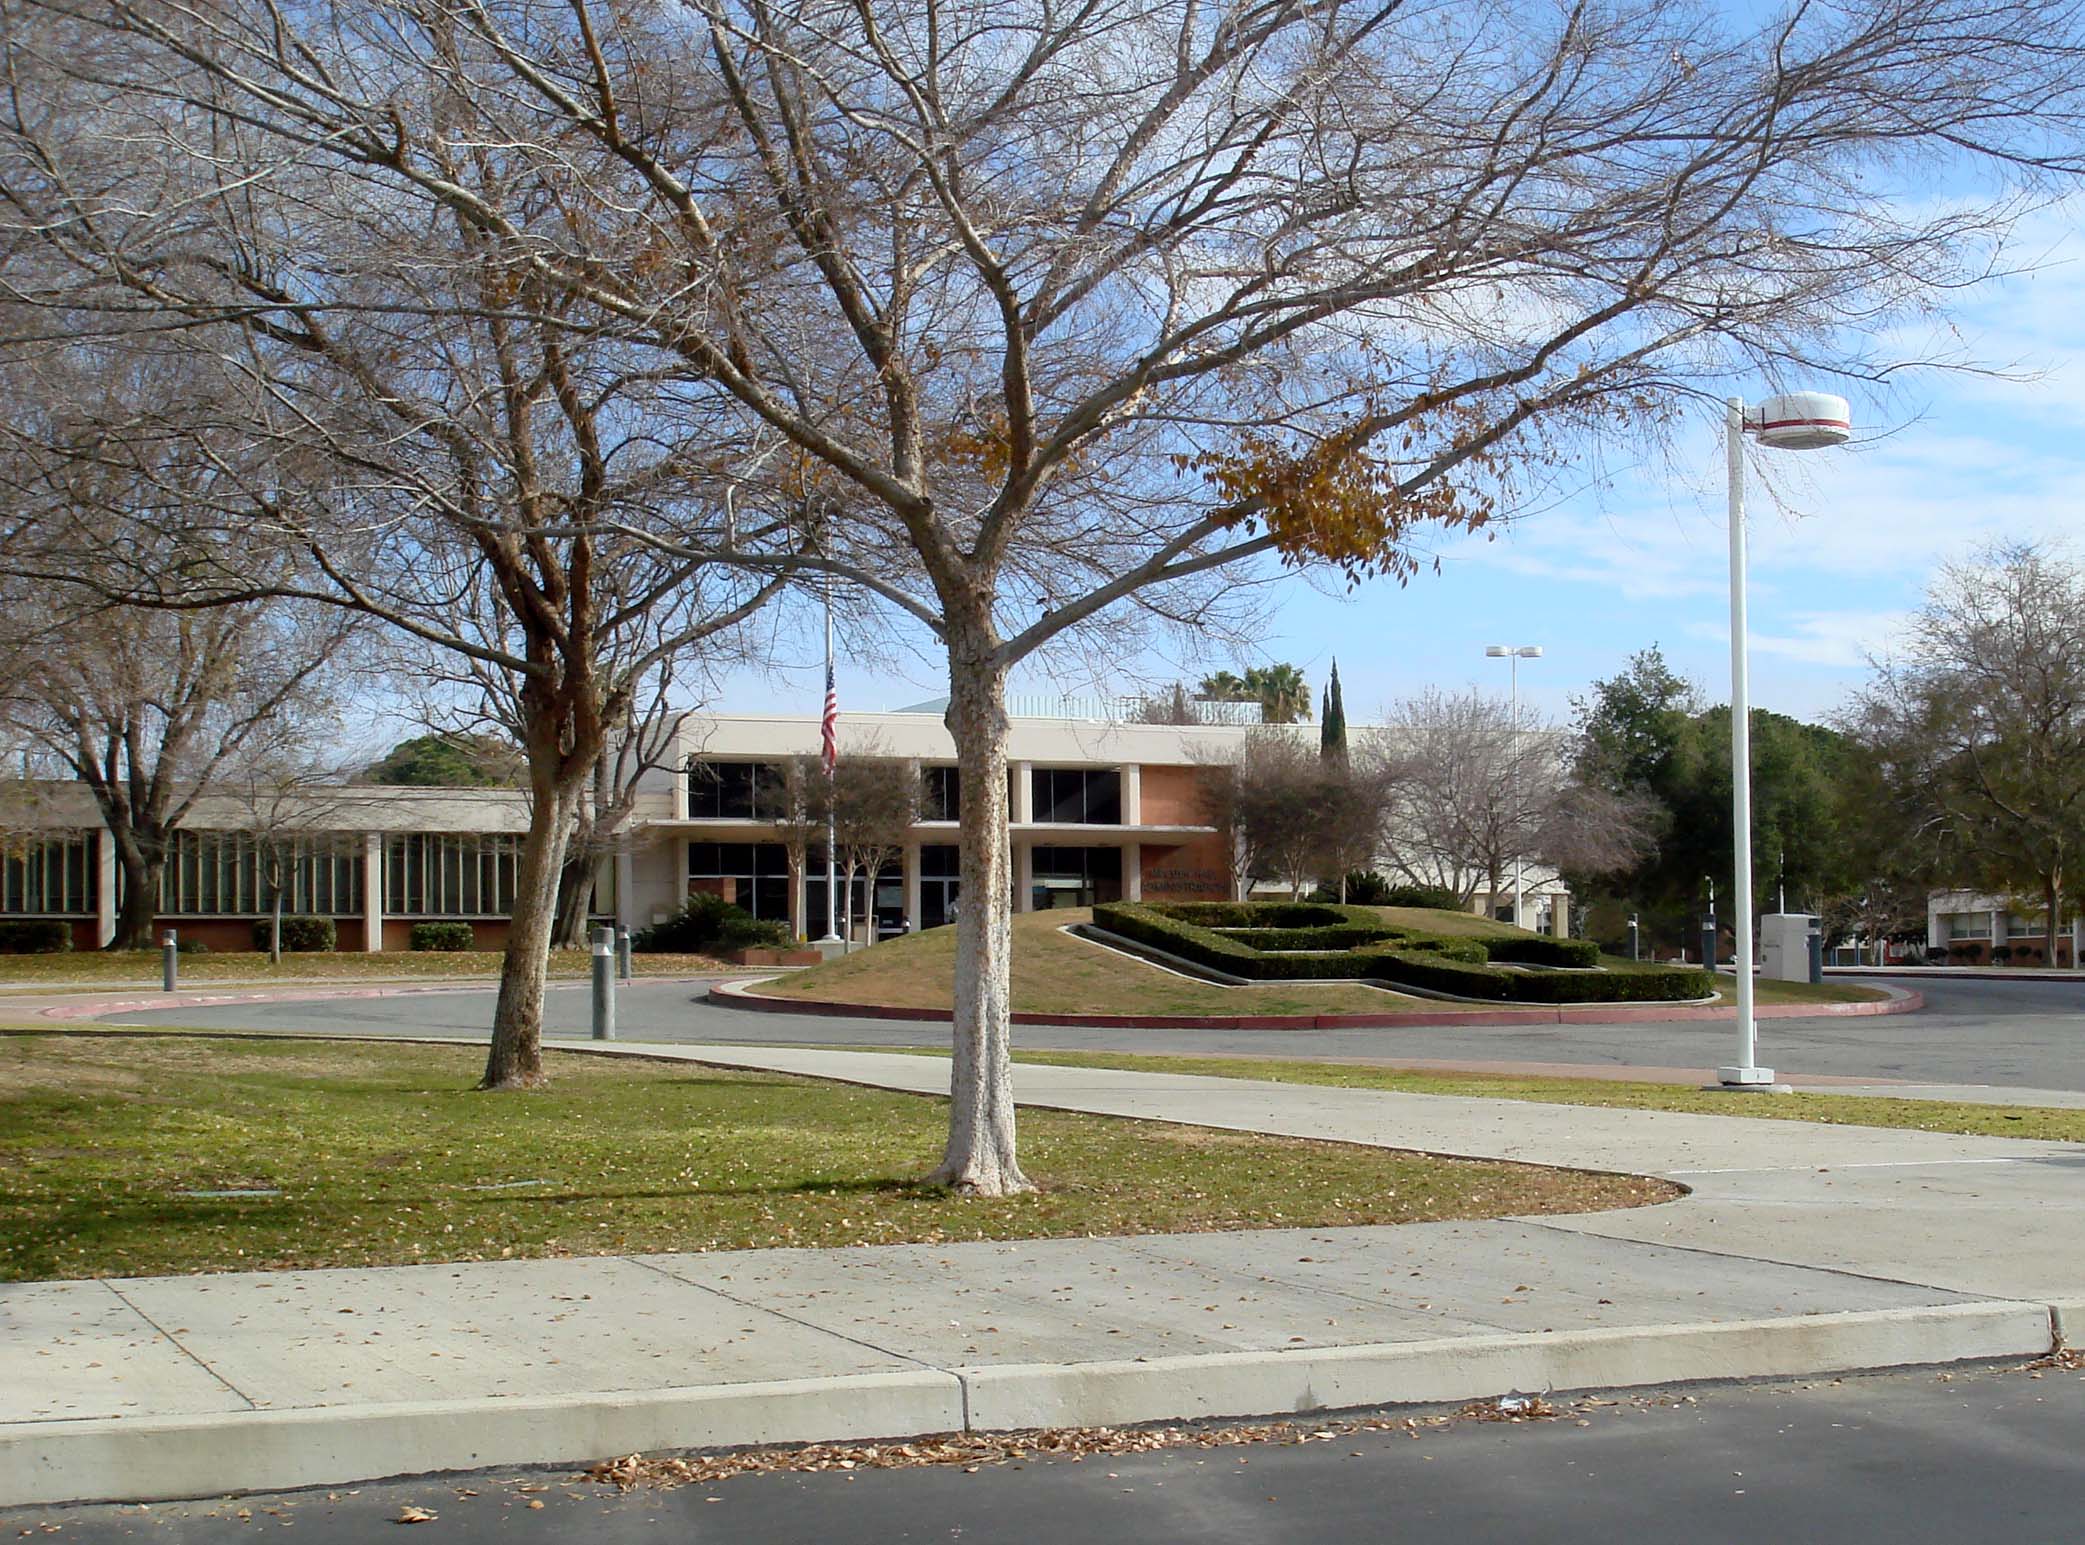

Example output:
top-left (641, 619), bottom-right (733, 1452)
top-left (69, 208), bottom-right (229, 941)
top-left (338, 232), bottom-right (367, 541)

top-left (1016, 840), bottom-right (1034, 914)
top-left (1119, 763), bottom-right (1141, 826)
top-left (1012, 762), bottom-right (1033, 824)
top-left (903, 840), bottom-right (923, 932)
top-left (1123, 840), bottom-right (1142, 902)
top-left (94, 827), bottom-right (117, 949)
top-left (361, 833), bottom-right (383, 952)
top-left (1549, 893), bottom-right (1570, 938)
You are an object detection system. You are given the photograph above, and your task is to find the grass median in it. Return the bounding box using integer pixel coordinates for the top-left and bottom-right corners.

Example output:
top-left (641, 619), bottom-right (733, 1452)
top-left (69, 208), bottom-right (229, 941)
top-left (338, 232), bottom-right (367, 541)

top-left (951, 1049), bottom-right (2085, 1144)
top-left (0, 1032), bottom-right (1673, 1281)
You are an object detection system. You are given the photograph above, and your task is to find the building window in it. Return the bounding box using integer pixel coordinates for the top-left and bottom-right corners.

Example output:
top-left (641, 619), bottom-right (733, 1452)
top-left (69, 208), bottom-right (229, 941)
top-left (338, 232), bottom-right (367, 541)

top-left (686, 760), bottom-right (780, 820)
top-left (687, 841), bottom-right (791, 923)
top-left (920, 843), bottom-right (960, 928)
top-left (2008, 913), bottom-right (2049, 939)
top-left (160, 831), bottom-right (365, 916)
top-left (1, 835), bottom-right (93, 916)
top-left (1030, 768), bottom-right (1121, 825)
top-left (1031, 845), bottom-right (1121, 909)
top-left (385, 834), bottom-right (518, 918)
top-left (921, 766), bottom-right (960, 822)
top-left (1939, 912), bottom-right (1993, 940)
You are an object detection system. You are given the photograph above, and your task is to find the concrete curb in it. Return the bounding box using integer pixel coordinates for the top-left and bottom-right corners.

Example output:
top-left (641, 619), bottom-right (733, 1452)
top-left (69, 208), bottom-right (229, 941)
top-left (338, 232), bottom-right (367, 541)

top-left (705, 976), bottom-right (1927, 1030)
top-left (1, 1370), bottom-right (966, 1510)
top-left (2, 1303), bottom-right (2054, 1508)
top-left (30, 977), bottom-right (735, 1023)
top-left (959, 1303), bottom-right (2055, 1432)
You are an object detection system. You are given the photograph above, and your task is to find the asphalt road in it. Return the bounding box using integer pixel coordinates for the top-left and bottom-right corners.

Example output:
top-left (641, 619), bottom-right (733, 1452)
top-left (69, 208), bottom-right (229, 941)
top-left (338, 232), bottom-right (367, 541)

top-left (12, 1364), bottom-right (2083, 1542)
top-left (100, 972), bottom-right (2085, 1090)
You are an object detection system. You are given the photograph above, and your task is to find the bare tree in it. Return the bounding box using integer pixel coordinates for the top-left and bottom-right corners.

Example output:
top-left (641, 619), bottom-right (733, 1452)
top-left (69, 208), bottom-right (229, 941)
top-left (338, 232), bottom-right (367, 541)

top-left (1849, 542), bottom-right (2085, 968)
top-left (763, 754), bottom-right (831, 939)
top-left (829, 751), bottom-right (919, 943)
top-left (1378, 691), bottom-right (1557, 912)
top-left (1198, 730), bottom-right (1373, 901)
top-left (217, 755), bottom-right (380, 963)
top-left (9, 0), bottom-right (2085, 1182)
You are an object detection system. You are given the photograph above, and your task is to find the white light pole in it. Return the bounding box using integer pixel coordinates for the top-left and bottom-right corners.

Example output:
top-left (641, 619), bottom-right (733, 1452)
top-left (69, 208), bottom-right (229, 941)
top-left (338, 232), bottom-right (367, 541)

top-left (1720, 392), bottom-right (1852, 1089)
top-left (1485, 643), bottom-right (1543, 930)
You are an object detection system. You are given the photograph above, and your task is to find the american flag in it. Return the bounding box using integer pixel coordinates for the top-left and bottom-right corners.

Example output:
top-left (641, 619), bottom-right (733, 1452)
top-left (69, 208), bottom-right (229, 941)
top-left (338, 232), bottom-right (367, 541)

top-left (820, 660), bottom-right (839, 775)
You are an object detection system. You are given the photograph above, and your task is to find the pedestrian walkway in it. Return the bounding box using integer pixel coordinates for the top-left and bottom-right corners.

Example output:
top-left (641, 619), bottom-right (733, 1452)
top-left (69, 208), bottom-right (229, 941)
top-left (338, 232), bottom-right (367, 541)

top-left (4, 1043), bottom-right (2079, 1507)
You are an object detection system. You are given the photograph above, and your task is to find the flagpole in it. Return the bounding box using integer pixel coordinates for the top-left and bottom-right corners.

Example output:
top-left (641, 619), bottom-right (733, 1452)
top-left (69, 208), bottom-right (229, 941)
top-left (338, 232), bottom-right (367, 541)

top-left (819, 571), bottom-right (841, 945)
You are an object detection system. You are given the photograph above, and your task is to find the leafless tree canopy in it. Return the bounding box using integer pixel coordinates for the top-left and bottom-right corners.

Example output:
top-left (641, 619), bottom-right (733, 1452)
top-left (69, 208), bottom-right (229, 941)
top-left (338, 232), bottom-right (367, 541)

top-left (7, 0), bottom-right (2085, 1177)
top-left (1849, 541), bottom-right (2085, 958)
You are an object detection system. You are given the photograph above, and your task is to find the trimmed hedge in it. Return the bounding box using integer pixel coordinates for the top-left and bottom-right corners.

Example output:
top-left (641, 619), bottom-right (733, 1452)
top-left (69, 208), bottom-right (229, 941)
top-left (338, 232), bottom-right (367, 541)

top-left (1485, 935), bottom-right (1600, 969)
top-left (1150, 901), bottom-right (1351, 929)
top-left (1379, 884), bottom-right (1461, 910)
top-left (410, 921), bottom-right (475, 952)
top-left (0, 920), bottom-right (73, 953)
top-left (1091, 901), bottom-right (1713, 1003)
top-left (250, 915), bottom-right (338, 952)
top-left (1210, 925), bottom-right (1397, 952)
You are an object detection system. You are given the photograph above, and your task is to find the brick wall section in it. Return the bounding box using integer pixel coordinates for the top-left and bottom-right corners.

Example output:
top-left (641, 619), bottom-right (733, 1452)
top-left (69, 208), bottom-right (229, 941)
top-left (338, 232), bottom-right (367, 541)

top-left (1140, 832), bottom-right (1232, 900)
top-left (1137, 764), bottom-right (1211, 826)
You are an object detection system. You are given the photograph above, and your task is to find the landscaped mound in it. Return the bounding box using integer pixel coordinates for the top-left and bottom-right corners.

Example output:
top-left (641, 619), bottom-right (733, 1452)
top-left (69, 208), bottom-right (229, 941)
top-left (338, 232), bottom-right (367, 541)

top-left (1090, 901), bottom-right (1716, 1005)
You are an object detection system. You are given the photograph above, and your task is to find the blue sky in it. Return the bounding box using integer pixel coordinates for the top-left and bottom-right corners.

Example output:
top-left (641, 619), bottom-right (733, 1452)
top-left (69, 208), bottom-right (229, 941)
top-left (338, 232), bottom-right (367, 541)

top-left (702, 209), bottom-right (2085, 738)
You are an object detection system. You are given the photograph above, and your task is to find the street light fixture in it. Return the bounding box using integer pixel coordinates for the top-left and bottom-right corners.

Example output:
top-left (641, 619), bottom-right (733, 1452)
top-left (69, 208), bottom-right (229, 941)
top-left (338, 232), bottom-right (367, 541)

top-left (1720, 392), bottom-right (1852, 1089)
top-left (1484, 643), bottom-right (1543, 930)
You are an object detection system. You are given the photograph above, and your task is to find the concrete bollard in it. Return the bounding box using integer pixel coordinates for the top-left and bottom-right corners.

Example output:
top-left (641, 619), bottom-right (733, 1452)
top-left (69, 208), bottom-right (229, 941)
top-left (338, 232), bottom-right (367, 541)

top-left (616, 927), bottom-right (633, 982)
top-left (1628, 915), bottom-right (1640, 963)
top-left (161, 930), bottom-right (178, 994)
top-left (1808, 928), bottom-right (1824, 985)
top-left (1700, 916), bottom-right (1717, 968)
top-left (591, 926), bottom-right (616, 1041)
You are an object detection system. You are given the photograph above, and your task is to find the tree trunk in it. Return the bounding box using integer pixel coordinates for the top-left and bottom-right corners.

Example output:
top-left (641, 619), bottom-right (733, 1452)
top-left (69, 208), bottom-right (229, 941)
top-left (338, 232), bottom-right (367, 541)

top-left (270, 885), bottom-right (283, 965)
top-left (934, 640), bottom-right (1032, 1195)
top-left (2047, 874), bottom-right (2062, 971)
top-left (550, 848), bottom-right (594, 950)
top-left (481, 776), bottom-right (581, 1091)
top-left (108, 842), bottom-right (163, 951)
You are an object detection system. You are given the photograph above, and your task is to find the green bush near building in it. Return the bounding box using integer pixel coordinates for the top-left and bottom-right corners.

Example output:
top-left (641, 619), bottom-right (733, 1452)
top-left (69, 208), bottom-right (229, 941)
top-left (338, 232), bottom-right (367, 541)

top-left (249, 916), bottom-right (337, 952)
top-left (1090, 900), bottom-right (1713, 1004)
top-left (632, 893), bottom-right (791, 954)
top-left (0, 921), bottom-right (72, 954)
top-left (409, 921), bottom-right (475, 952)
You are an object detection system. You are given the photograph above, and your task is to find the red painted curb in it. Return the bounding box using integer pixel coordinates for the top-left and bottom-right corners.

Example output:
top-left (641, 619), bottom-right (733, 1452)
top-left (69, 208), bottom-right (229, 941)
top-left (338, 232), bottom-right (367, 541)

top-left (706, 981), bottom-right (1925, 1030)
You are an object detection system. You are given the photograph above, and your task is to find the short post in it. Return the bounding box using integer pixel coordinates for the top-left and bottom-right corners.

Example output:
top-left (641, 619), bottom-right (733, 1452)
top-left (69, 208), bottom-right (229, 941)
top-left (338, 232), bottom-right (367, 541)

top-left (591, 925), bottom-right (615, 1042)
top-left (1700, 913), bottom-right (1717, 969)
top-left (1808, 925), bottom-right (1824, 985)
top-left (616, 927), bottom-right (633, 982)
top-left (161, 929), bottom-right (178, 993)
top-left (1628, 914), bottom-right (1640, 963)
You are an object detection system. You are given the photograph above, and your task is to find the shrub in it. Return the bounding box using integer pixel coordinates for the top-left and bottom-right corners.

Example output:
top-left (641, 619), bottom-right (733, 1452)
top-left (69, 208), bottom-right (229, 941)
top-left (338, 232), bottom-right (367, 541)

top-left (1306, 872), bottom-right (1397, 906)
top-left (250, 915), bottom-right (337, 953)
top-left (1090, 901), bottom-right (1711, 1002)
top-left (632, 893), bottom-right (791, 954)
top-left (176, 937), bottom-right (209, 954)
top-left (410, 921), bottom-right (475, 952)
top-left (1484, 936), bottom-right (1601, 968)
top-left (1150, 901), bottom-right (1349, 929)
top-left (1366, 951), bottom-right (1716, 1004)
top-left (1378, 883), bottom-right (1462, 911)
top-left (1209, 925), bottom-right (1396, 952)
top-left (1993, 944), bottom-right (2014, 964)
top-left (0, 920), bottom-right (73, 953)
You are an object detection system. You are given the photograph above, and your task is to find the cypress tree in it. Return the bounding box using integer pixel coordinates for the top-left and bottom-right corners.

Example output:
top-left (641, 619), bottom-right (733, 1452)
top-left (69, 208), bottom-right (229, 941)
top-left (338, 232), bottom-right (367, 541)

top-left (1321, 660), bottom-right (1349, 763)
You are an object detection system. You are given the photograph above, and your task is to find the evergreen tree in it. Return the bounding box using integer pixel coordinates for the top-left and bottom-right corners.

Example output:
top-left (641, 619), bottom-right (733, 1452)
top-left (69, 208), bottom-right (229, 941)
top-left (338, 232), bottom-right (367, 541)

top-left (1321, 660), bottom-right (1349, 764)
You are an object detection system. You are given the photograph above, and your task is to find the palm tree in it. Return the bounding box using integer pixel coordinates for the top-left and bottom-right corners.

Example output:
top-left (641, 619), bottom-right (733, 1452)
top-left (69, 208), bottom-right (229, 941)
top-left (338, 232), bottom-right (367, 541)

top-left (1197, 670), bottom-right (1251, 702)
top-left (1244, 664), bottom-right (1313, 724)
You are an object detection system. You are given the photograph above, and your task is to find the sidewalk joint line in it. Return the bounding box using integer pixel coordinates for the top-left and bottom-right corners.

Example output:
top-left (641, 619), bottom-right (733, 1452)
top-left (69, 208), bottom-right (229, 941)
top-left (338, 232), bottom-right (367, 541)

top-left (619, 1255), bottom-right (963, 1380)
top-left (101, 1282), bottom-right (259, 1412)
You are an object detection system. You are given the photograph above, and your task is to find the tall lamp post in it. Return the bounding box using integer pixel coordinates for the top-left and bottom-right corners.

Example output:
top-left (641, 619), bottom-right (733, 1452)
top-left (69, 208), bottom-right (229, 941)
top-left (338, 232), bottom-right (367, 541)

top-left (1484, 643), bottom-right (1543, 930)
top-left (1720, 392), bottom-right (1852, 1089)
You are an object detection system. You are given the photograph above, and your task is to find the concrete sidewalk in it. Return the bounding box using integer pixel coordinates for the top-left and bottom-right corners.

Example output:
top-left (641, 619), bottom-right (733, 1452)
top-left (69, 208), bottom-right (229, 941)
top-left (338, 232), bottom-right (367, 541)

top-left (5, 1043), bottom-right (2081, 1507)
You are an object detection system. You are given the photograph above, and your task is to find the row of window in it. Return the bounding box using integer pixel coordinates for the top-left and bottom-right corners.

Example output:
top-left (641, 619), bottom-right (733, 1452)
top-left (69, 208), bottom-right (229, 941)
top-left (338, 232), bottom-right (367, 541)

top-left (685, 760), bottom-right (1124, 825)
top-left (0, 832), bottom-right (567, 920)
top-left (687, 840), bottom-right (1125, 931)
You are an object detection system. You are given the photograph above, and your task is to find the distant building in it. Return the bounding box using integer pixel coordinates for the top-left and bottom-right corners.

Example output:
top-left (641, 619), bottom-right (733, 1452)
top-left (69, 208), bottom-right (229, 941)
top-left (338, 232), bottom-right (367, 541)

top-left (2, 705), bottom-right (1573, 949)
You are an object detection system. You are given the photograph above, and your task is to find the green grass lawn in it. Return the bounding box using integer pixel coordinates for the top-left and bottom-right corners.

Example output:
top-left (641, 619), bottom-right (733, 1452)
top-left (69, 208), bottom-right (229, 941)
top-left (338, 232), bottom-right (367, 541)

top-left (0, 950), bottom-right (738, 988)
top-left (954, 1049), bottom-right (2085, 1144)
top-left (0, 1033), bottom-right (1672, 1281)
top-left (762, 907), bottom-right (1885, 1015)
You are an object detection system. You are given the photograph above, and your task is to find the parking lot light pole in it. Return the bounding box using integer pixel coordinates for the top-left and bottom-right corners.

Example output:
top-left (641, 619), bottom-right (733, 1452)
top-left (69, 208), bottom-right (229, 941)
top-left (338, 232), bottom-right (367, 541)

top-left (1484, 644), bottom-right (1543, 929)
top-left (1719, 392), bottom-right (1852, 1089)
